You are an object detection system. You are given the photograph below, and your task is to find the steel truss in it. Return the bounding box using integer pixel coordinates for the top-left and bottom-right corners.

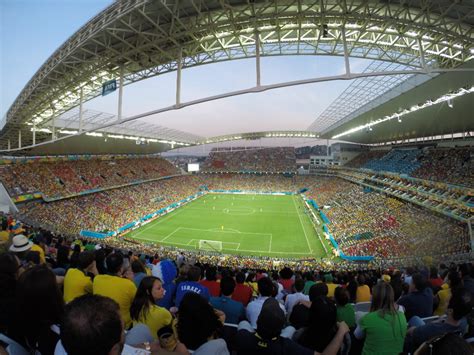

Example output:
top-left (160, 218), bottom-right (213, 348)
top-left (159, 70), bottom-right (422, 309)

top-left (1, 0), bottom-right (473, 150)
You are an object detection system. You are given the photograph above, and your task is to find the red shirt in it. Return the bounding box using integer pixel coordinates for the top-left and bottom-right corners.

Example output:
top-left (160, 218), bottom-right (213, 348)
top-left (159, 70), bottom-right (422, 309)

top-left (430, 277), bottom-right (444, 288)
top-left (279, 279), bottom-right (294, 292)
top-left (232, 283), bottom-right (253, 306)
top-left (199, 280), bottom-right (220, 297)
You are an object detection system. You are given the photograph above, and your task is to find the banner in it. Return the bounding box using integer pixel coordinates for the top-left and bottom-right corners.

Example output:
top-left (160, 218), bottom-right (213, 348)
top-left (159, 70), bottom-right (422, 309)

top-left (102, 79), bottom-right (117, 96)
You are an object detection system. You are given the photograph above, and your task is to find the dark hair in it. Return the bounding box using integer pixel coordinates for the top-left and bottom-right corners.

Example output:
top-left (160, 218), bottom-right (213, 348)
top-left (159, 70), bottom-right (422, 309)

top-left (220, 276), bottom-right (235, 296)
top-left (294, 278), bottom-right (305, 292)
top-left (357, 274), bottom-right (366, 285)
top-left (334, 286), bottom-right (349, 306)
top-left (448, 288), bottom-right (473, 321)
top-left (78, 251), bottom-right (96, 270)
top-left (187, 265), bottom-right (201, 282)
top-left (61, 294), bottom-right (123, 355)
top-left (106, 252), bottom-right (123, 274)
top-left (412, 273), bottom-right (428, 291)
top-left (177, 292), bottom-right (222, 350)
top-left (430, 267), bottom-right (439, 279)
top-left (13, 265), bottom-right (64, 352)
top-left (95, 249), bottom-right (107, 274)
top-left (300, 297), bottom-right (337, 352)
top-left (131, 259), bottom-right (146, 274)
top-left (56, 245), bottom-right (70, 268)
top-left (205, 267), bottom-right (217, 281)
top-left (245, 272), bottom-right (256, 283)
top-left (130, 276), bottom-right (161, 322)
top-left (24, 250), bottom-right (40, 265)
top-left (279, 267), bottom-right (293, 280)
top-left (236, 272), bottom-right (246, 284)
top-left (459, 263), bottom-right (473, 278)
top-left (258, 277), bottom-right (274, 297)
top-left (447, 270), bottom-right (462, 290)
top-left (309, 283), bottom-right (328, 301)
top-left (0, 252), bottom-right (18, 289)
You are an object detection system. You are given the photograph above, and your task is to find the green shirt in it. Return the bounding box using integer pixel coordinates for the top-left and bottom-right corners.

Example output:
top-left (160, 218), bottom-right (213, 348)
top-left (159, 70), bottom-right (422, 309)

top-left (360, 311), bottom-right (407, 355)
top-left (336, 304), bottom-right (355, 328)
top-left (303, 281), bottom-right (316, 295)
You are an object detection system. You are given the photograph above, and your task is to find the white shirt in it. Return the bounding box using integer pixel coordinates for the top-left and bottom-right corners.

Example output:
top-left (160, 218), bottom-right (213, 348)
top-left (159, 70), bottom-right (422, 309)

top-left (246, 296), bottom-right (286, 328)
top-left (285, 292), bottom-right (309, 315)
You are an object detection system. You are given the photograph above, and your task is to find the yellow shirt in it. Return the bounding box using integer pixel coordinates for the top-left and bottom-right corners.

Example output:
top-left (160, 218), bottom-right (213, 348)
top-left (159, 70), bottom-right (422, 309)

top-left (133, 305), bottom-right (172, 339)
top-left (63, 268), bottom-right (93, 303)
top-left (93, 274), bottom-right (137, 328)
top-left (0, 230), bottom-right (9, 242)
top-left (327, 283), bottom-right (338, 298)
top-left (356, 285), bottom-right (371, 303)
top-left (434, 284), bottom-right (451, 316)
top-left (31, 244), bottom-right (46, 264)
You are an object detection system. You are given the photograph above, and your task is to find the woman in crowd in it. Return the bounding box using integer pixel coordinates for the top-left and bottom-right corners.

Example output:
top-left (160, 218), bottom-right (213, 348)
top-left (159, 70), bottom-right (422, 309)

top-left (295, 296), bottom-right (340, 353)
top-left (355, 282), bottom-right (407, 355)
top-left (130, 276), bottom-right (172, 339)
top-left (334, 287), bottom-right (356, 329)
top-left (433, 270), bottom-right (461, 316)
top-left (9, 265), bottom-right (64, 354)
top-left (176, 292), bottom-right (227, 354)
top-left (0, 253), bottom-right (20, 333)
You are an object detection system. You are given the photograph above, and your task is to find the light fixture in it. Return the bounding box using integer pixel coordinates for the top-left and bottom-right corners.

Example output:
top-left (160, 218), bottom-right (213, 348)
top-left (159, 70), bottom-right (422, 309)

top-left (397, 114), bottom-right (402, 123)
top-left (332, 86), bottom-right (474, 139)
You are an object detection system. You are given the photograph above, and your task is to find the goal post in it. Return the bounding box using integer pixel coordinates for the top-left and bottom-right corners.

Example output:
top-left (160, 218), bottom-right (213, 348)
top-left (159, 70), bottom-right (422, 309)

top-left (198, 240), bottom-right (223, 252)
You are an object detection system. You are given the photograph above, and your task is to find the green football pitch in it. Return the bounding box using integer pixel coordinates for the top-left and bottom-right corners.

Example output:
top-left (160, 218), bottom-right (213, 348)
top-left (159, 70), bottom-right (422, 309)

top-left (127, 193), bottom-right (331, 259)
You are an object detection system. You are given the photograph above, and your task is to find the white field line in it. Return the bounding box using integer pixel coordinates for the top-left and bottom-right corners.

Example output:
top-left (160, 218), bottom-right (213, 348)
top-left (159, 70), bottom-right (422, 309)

top-left (130, 204), bottom-right (189, 238)
top-left (160, 227), bottom-right (182, 242)
top-left (292, 195), bottom-right (313, 254)
top-left (269, 234), bottom-right (273, 252)
top-left (180, 227), bottom-right (272, 237)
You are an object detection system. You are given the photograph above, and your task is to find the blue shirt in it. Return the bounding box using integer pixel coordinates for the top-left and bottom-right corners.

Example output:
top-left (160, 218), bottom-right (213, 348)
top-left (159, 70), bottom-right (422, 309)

top-left (210, 296), bottom-right (246, 324)
top-left (175, 281), bottom-right (210, 307)
top-left (398, 287), bottom-right (433, 321)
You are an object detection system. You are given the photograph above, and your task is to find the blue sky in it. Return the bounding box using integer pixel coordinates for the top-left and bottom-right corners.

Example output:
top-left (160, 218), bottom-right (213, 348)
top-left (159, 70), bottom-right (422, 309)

top-left (0, 0), bottom-right (371, 143)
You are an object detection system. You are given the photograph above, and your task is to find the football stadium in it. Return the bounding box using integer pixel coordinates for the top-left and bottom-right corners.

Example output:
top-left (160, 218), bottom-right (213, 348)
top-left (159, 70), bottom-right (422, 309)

top-left (0, 1), bottom-right (473, 354)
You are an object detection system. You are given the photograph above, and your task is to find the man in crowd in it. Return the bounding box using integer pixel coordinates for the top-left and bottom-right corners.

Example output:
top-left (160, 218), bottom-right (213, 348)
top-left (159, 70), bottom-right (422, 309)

top-left (405, 287), bottom-right (473, 352)
top-left (210, 276), bottom-right (245, 324)
top-left (285, 278), bottom-right (309, 316)
top-left (246, 277), bottom-right (286, 328)
top-left (93, 252), bottom-right (137, 328)
top-left (175, 265), bottom-right (210, 307)
top-left (63, 250), bottom-right (98, 303)
top-left (232, 272), bottom-right (253, 307)
top-left (398, 273), bottom-right (433, 322)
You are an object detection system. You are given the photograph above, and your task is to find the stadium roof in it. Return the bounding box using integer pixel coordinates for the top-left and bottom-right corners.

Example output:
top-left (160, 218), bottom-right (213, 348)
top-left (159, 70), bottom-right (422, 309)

top-left (1, 0), bottom-right (473, 154)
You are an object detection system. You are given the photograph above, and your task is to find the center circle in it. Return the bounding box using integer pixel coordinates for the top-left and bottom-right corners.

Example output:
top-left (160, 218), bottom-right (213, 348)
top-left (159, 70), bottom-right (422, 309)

top-left (223, 207), bottom-right (256, 216)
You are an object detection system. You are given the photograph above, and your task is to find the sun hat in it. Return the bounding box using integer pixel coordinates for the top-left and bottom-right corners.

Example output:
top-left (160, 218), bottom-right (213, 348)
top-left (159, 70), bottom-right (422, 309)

top-left (9, 234), bottom-right (33, 253)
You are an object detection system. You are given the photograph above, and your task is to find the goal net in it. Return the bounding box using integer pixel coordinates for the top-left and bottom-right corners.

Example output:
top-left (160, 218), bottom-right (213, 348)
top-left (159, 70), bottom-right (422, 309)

top-left (198, 240), bottom-right (223, 252)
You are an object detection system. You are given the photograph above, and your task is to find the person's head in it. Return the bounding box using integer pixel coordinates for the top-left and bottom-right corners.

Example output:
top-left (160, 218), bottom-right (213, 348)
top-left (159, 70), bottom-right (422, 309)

top-left (131, 259), bottom-right (146, 274)
top-left (256, 297), bottom-right (285, 340)
top-left (447, 288), bottom-right (473, 321)
top-left (177, 292), bottom-right (222, 350)
top-left (334, 286), bottom-right (350, 307)
top-left (220, 276), bottom-right (235, 297)
top-left (15, 265), bottom-right (64, 342)
top-left (370, 281), bottom-right (396, 316)
top-left (61, 294), bottom-right (124, 355)
top-left (258, 277), bottom-right (274, 297)
top-left (106, 252), bottom-right (124, 275)
top-left (414, 333), bottom-right (472, 355)
top-left (357, 274), bottom-right (366, 285)
top-left (309, 282), bottom-right (328, 302)
top-left (446, 270), bottom-right (462, 289)
top-left (459, 263), bottom-right (473, 279)
top-left (324, 274), bottom-right (334, 283)
top-left (0, 252), bottom-right (20, 293)
top-left (187, 265), bottom-right (201, 282)
top-left (24, 250), bottom-right (40, 266)
top-left (302, 296), bottom-right (338, 352)
top-left (130, 276), bottom-right (164, 322)
top-left (8, 234), bottom-right (33, 258)
top-left (279, 267), bottom-right (293, 280)
top-left (204, 267), bottom-right (217, 281)
top-left (236, 272), bottom-right (246, 284)
top-left (294, 278), bottom-right (305, 293)
top-left (430, 267), bottom-right (439, 279)
top-left (410, 273), bottom-right (428, 292)
top-left (246, 272), bottom-right (256, 282)
top-left (78, 251), bottom-right (96, 272)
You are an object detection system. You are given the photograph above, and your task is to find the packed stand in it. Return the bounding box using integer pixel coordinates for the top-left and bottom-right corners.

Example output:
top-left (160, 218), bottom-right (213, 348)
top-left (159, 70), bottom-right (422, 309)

top-left (412, 146), bottom-right (474, 188)
top-left (1, 225), bottom-right (473, 355)
top-left (305, 177), bottom-right (469, 260)
top-left (0, 157), bottom-right (180, 199)
top-left (202, 147), bottom-right (296, 173)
